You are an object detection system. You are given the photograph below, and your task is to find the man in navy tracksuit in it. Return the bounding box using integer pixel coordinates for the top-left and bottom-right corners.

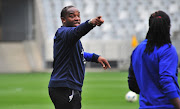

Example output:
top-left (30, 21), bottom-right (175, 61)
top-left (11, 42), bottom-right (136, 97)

top-left (48, 5), bottom-right (111, 109)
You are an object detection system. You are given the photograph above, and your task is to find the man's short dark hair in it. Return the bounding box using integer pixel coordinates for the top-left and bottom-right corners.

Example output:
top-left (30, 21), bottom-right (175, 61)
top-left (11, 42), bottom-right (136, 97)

top-left (60, 5), bottom-right (75, 18)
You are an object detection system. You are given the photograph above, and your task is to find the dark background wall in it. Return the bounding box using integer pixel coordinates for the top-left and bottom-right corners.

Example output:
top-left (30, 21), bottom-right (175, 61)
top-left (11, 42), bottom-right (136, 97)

top-left (0, 0), bottom-right (34, 41)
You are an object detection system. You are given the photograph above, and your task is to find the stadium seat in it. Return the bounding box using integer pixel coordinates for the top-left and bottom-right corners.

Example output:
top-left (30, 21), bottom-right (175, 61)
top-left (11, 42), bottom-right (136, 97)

top-left (39, 0), bottom-right (180, 68)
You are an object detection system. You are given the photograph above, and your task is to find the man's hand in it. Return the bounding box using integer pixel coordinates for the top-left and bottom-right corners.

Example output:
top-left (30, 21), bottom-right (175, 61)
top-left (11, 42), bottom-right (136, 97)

top-left (90, 16), bottom-right (104, 26)
top-left (170, 97), bottom-right (180, 109)
top-left (97, 56), bottom-right (111, 70)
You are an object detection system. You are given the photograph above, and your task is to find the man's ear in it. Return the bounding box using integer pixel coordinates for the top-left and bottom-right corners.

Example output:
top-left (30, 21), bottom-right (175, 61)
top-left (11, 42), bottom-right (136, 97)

top-left (61, 17), bottom-right (66, 24)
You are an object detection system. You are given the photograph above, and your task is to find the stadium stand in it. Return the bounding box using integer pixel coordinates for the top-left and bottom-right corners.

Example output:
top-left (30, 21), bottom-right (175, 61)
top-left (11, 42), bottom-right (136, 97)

top-left (0, 0), bottom-right (180, 72)
top-left (37, 0), bottom-right (180, 70)
top-left (42, 0), bottom-right (180, 41)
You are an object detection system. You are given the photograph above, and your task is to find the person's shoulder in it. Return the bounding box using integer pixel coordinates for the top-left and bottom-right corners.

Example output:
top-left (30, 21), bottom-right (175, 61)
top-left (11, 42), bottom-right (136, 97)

top-left (135, 39), bottom-right (147, 48)
top-left (55, 27), bottom-right (70, 40)
top-left (57, 26), bottom-right (67, 32)
top-left (134, 39), bottom-right (147, 51)
top-left (56, 26), bottom-right (69, 34)
top-left (58, 26), bottom-right (76, 32)
top-left (161, 44), bottom-right (176, 50)
top-left (159, 44), bottom-right (177, 55)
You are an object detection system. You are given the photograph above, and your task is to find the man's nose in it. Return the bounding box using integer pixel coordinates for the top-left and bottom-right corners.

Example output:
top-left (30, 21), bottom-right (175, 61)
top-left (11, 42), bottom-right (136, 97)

top-left (74, 16), bottom-right (80, 20)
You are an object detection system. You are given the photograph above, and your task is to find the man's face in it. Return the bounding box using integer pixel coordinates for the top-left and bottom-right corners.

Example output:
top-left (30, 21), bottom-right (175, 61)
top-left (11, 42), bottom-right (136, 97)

top-left (62, 7), bottom-right (81, 27)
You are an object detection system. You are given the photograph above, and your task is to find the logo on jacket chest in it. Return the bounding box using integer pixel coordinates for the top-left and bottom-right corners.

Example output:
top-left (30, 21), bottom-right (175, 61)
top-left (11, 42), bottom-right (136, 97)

top-left (81, 48), bottom-right (86, 64)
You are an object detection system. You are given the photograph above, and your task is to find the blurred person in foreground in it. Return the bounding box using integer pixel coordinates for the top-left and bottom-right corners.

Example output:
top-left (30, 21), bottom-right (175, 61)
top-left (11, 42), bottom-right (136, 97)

top-left (48, 5), bottom-right (111, 109)
top-left (128, 10), bottom-right (180, 109)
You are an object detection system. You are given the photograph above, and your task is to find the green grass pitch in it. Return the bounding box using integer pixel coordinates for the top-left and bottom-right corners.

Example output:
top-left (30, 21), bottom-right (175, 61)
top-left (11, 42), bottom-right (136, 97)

top-left (0, 72), bottom-right (140, 109)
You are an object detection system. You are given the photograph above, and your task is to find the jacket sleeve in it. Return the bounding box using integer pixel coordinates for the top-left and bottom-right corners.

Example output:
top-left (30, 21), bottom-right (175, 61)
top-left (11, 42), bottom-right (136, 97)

top-left (84, 52), bottom-right (99, 63)
top-left (64, 20), bottom-right (95, 45)
top-left (128, 55), bottom-right (140, 94)
top-left (159, 46), bottom-right (179, 99)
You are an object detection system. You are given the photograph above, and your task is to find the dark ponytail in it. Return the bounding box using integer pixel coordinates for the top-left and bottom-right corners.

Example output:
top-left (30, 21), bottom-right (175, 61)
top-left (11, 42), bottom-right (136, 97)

top-left (144, 11), bottom-right (171, 54)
